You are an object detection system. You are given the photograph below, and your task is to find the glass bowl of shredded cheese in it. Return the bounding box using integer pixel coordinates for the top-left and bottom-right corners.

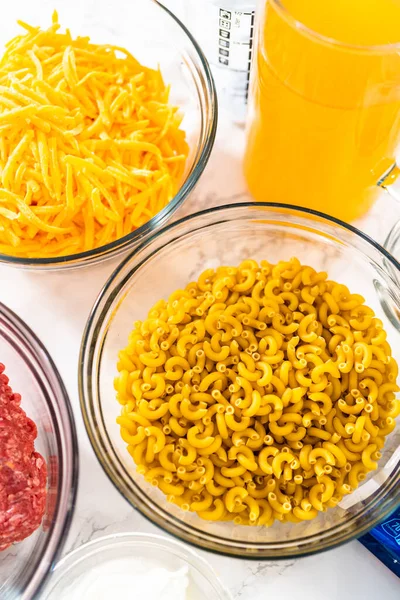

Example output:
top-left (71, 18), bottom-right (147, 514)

top-left (0, 0), bottom-right (216, 269)
top-left (0, 303), bottom-right (78, 599)
top-left (80, 203), bottom-right (400, 559)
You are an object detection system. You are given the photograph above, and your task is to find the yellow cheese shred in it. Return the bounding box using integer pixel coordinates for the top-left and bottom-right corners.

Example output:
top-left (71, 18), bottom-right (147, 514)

top-left (0, 12), bottom-right (188, 258)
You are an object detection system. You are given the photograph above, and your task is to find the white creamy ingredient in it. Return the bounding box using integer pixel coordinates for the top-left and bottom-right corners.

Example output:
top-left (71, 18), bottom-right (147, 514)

top-left (59, 557), bottom-right (190, 600)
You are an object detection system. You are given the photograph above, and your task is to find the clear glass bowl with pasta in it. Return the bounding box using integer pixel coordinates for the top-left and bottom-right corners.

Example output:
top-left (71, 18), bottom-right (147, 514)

top-left (79, 203), bottom-right (400, 558)
top-left (0, 0), bottom-right (216, 270)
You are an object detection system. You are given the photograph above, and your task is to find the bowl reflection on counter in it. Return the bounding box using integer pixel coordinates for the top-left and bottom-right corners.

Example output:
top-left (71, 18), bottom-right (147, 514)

top-left (0, 303), bottom-right (78, 599)
top-left (80, 203), bottom-right (400, 559)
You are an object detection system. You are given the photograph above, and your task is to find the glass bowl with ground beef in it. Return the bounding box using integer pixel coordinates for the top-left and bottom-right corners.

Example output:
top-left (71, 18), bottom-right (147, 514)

top-left (0, 303), bottom-right (78, 599)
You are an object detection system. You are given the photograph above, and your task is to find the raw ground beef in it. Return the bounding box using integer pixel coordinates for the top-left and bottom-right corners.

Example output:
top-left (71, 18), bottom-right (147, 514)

top-left (0, 363), bottom-right (47, 551)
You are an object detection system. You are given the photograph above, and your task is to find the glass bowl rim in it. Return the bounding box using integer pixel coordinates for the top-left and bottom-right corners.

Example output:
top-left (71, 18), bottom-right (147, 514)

top-left (79, 201), bottom-right (400, 559)
top-left (0, 0), bottom-right (217, 269)
top-left (0, 302), bottom-right (79, 598)
top-left (384, 219), bottom-right (400, 259)
top-left (43, 532), bottom-right (231, 599)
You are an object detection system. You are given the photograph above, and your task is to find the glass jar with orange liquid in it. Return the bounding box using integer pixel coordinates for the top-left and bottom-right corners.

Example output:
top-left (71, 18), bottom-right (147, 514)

top-left (244, 0), bottom-right (400, 222)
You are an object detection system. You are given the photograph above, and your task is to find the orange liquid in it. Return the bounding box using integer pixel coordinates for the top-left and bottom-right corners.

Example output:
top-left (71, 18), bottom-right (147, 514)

top-left (244, 0), bottom-right (400, 221)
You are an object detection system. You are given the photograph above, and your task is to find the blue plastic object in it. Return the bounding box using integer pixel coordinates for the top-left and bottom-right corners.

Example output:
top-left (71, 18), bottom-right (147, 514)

top-left (359, 506), bottom-right (400, 578)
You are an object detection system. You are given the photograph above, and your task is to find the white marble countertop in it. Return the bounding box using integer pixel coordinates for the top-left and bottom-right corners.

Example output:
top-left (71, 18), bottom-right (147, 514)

top-left (1, 1), bottom-right (400, 599)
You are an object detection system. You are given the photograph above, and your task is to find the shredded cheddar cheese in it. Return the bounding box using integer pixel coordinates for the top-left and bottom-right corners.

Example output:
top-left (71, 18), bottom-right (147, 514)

top-left (0, 12), bottom-right (188, 258)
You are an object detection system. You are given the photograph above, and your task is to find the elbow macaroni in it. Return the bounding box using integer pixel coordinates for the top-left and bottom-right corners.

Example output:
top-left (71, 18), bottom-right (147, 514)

top-left (115, 259), bottom-right (399, 527)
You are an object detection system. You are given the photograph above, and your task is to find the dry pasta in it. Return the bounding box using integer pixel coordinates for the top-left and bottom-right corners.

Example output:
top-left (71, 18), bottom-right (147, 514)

top-left (115, 258), bottom-right (400, 526)
top-left (0, 12), bottom-right (188, 258)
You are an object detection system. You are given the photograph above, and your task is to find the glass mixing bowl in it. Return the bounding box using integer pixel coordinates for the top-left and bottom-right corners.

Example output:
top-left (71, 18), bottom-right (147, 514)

top-left (40, 533), bottom-right (231, 599)
top-left (79, 203), bottom-right (400, 559)
top-left (0, 303), bottom-right (78, 598)
top-left (0, 0), bottom-right (217, 270)
top-left (385, 220), bottom-right (400, 263)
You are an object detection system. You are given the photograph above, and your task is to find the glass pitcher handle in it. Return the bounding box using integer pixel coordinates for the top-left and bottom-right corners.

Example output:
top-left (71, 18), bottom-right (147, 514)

top-left (380, 164), bottom-right (400, 256)
top-left (377, 165), bottom-right (400, 329)
top-left (378, 163), bottom-right (400, 202)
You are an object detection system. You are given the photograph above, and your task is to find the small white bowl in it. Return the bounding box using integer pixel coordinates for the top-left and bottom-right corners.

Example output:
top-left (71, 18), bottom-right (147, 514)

top-left (41, 533), bottom-right (231, 600)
